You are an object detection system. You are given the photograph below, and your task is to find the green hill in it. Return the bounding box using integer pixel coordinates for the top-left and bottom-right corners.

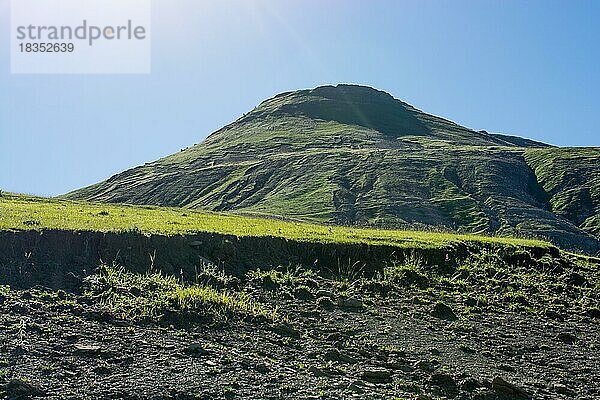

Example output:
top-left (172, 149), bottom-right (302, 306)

top-left (65, 85), bottom-right (600, 254)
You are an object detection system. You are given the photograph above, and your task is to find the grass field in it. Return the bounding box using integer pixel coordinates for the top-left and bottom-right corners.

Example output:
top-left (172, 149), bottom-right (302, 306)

top-left (0, 193), bottom-right (552, 251)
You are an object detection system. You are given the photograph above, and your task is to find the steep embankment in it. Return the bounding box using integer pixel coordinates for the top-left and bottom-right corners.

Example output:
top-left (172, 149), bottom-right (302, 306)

top-left (65, 85), bottom-right (600, 254)
top-left (0, 193), bottom-right (557, 288)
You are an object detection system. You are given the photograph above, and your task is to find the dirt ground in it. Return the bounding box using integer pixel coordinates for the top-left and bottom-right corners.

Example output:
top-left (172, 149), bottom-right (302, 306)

top-left (1, 264), bottom-right (599, 400)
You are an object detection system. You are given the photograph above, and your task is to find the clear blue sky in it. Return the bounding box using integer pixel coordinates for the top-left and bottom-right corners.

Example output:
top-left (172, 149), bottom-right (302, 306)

top-left (1, 0), bottom-right (599, 196)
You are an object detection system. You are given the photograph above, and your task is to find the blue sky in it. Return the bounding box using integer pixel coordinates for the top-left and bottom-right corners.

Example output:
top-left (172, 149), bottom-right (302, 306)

top-left (1, 0), bottom-right (599, 196)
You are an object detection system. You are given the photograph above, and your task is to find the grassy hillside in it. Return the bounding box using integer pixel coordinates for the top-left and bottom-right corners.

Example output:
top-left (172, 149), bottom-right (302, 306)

top-left (525, 148), bottom-right (600, 237)
top-left (65, 85), bottom-right (600, 254)
top-left (0, 193), bottom-right (551, 251)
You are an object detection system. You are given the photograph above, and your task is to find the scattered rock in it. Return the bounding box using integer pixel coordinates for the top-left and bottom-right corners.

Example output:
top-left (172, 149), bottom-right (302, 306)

top-left (430, 372), bottom-right (458, 396)
top-left (271, 323), bottom-right (301, 338)
top-left (553, 382), bottom-right (576, 396)
top-left (324, 348), bottom-right (358, 364)
top-left (253, 362), bottom-right (271, 374)
top-left (308, 365), bottom-right (343, 378)
top-left (293, 286), bottom-right (314, 301)
top-left (557, 332), bottom-right (577, 344)
top-left (339, 297), bottom-right (362, 310)
top-left (317, 297), bottom-right (335, 309)
top-left (567, 272), bottom-right (587, 287)
top-left (184, 343), bottom-right (209, 356)
top-left (414, 359), bottom-right (438, 372)
top-left (431, 302), bottom-right (458, 321)
top-left (225, 277), bottom-right (242, 290)
top-left (464, 297), bottom-right (478, 307)
top-left (461, 377), bottom-right (481, 392)
top-left (499, 363), bottom-right (516, 372)
top-left (347, 380), bottom-right (366, 394)
top-left (545, 309), bottom-right (564, 321)
top-left (2, 379), bottom-right (45, 398)
top-left (586, 308), bottom-right (600, 319)
top-left (492, 377), bottom-right (531, 399)
top-left (74, 343), bottom-right (102, 356)
top-left (315, 290), bottom-right (334, 299)
top-left (360, 368), bottom-right (393, 384)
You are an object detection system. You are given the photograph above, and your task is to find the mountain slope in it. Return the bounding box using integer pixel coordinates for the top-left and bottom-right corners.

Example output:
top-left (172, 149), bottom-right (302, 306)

top-left (65, 85), bottom-right (600, 254)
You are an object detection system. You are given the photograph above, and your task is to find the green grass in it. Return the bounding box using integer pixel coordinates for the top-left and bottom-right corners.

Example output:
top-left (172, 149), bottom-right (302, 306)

top-left (0, 193), bottom-right (552, 251)
top-left (85, 264), bottom-right (275, 321)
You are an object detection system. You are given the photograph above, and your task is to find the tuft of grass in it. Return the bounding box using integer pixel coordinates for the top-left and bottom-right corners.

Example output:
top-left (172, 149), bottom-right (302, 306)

top-left (247, 265), bottom-right (315, 286)
top-left (85, 265), bottom-right (276, 322)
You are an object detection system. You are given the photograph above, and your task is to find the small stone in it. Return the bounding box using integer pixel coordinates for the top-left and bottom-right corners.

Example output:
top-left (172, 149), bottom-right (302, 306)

top-left (293, 286), bottom-right (314, 301)
top-left (553, 383), bottom-right (576, 396)
top-left (414, 360), bottom-right (438, 372)
top-left (316, 290), bottom-right (334, 298)
top-left (74, 343), bottom-right (102, 356)
top-left (184, 343), bottom-right (209, 356)
top-left (317, 297), bottom-right (335, 309)
top-left (22, 291), bottom-right (34, 300)
top-left (431, 302), bottom-right (458, 321)
top-left (430, 373), bottom-right (458, 396)
top-left (93, 365), bottom-right (112, 375)
top-left (339, 297), bottom-right (362, 309)
top-left (308, 365), bottom-right (328, 377)
top-left (347, 380), bottom-right (365, 394)
top-left (586, 308), bottom-right (600, 319)
top-left (360, 368), bottom-right (393, 384)
top-left (461, 377), bottom-right (481, 392)
top-left (492, 377), bottom-right (531, 399)
top-left (545, 309), bottom-right (564, 321)
top-left (271, 323), bottom-right (301, 338)
top-left (254, 363), bottom-right (270, 374)
top-left (325, 332), bottom-right (343, 342)
top-left (567, 272), bottom-right (587, 287)
top-left (324, 348), bottom-right (358, 364)
top-left (2, 380), bottom-right (45, 398)
top-left (303, 279), bottom-right (320, 289)
top-left (464, 297), bottom-right (478, 307)
top-left (458, 344), bottom-right (476, 354)
top-left (557, 332), bottom-right (577, 344)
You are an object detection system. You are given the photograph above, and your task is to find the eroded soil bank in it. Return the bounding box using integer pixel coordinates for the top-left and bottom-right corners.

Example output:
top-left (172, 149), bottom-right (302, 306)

top-left (0, 229), bottom-right (559, 290)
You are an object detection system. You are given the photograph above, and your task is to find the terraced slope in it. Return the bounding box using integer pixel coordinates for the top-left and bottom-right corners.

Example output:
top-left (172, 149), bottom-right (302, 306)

top-left (65, 85), bottom-right (600, 254)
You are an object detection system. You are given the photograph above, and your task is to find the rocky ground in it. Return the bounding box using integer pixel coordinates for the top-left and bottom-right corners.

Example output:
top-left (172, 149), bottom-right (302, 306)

top-left (1, 252), bottom-right (599, 400)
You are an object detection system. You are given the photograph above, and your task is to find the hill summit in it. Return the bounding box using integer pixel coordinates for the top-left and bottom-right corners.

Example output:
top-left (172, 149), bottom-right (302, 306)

top-left (66, 84), bottom-right (600, 254)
